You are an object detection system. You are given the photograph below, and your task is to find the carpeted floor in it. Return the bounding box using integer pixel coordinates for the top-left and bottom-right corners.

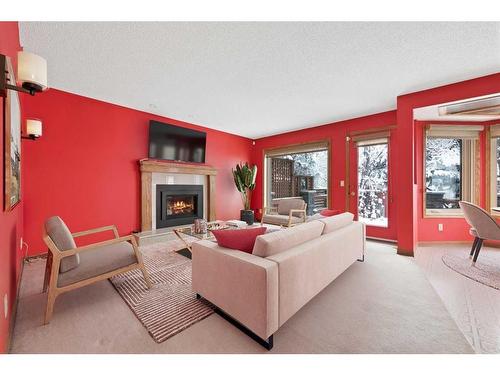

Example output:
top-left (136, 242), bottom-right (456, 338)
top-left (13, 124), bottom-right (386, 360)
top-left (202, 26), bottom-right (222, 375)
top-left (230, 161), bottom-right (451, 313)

top-left (415, 243), bottom-right (500, 353)
top-left (10, 241), bottom-right (473, 354)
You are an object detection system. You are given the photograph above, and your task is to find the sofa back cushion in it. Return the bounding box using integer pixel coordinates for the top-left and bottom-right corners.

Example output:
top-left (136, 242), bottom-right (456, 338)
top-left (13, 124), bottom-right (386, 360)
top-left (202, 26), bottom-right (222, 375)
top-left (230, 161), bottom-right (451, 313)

top-left (277, 198), bottom-right (306, 217)
top-left (252, 221), bottom-right (324, 258)
top-left (45, 216), bottom-right (80, 273)
top-left (319, 212), bottom-right (354, 234)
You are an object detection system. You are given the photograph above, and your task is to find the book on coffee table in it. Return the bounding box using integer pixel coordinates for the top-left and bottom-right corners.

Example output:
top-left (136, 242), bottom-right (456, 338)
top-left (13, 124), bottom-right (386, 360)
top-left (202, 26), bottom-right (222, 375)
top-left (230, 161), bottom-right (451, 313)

top-left (225, 220), bottom-right (248, 228)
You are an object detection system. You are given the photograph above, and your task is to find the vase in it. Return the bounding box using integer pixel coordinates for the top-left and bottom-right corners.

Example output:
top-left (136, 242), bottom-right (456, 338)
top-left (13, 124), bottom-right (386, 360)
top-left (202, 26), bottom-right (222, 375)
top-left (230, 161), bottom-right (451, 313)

top-left (240, 209), bottom-right (254, 225)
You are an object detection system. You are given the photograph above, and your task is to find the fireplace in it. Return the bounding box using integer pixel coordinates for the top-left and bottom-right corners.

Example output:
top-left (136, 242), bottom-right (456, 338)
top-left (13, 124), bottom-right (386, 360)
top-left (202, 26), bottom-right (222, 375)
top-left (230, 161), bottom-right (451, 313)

top-left (156, 184), bottom-right (204, 228)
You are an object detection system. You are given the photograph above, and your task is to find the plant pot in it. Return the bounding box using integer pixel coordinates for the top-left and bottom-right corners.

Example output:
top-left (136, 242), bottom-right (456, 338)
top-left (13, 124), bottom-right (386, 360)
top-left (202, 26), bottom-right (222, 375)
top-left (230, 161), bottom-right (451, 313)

top-left (240, 209), bottom-right (255, 225)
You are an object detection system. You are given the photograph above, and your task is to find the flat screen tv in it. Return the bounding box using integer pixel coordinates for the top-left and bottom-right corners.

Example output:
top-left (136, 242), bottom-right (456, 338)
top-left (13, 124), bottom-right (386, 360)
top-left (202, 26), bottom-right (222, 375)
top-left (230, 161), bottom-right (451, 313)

top-left (148, 121), bottom-right (206, 163)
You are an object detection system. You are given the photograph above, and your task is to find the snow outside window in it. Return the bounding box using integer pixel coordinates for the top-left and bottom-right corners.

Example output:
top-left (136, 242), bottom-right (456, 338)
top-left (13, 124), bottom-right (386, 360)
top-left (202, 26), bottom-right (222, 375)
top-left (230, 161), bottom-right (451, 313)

top-left (425, 126), bottom-right (479, 216)
top-left (357, 140), bottom-right (389, 227)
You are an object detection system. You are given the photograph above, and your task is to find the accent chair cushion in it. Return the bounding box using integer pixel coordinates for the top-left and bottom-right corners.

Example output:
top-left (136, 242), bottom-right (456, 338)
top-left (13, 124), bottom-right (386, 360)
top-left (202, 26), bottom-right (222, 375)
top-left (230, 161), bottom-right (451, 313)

top-left (252, 220), bottom-right (324, 258)
top-left (212, 227), bottom-right (267, 253)
top-left (45, 216), bottom-right (80, 273)
top-left (277, 198), bottom-right (306, 217)
top-left (320, 209), bottom-right (341, 217)
top-left (319, 212), bottom-right (354, 234)
top-left (262, 214), bottom-right (304, 226)
top-left (57, 241), bottom-right (138, 287)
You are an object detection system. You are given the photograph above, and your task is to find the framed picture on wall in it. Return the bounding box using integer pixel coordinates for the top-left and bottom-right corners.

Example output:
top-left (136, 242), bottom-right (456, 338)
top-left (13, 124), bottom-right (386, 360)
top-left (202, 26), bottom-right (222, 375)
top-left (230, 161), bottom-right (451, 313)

top-left (3, 56), bottom-right (21, 211)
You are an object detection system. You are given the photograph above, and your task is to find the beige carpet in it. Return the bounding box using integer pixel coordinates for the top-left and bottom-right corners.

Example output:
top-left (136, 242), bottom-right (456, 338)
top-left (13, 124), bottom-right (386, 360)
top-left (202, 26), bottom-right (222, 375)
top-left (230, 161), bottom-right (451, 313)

top-left (10, 241), bottom-right (473, 353)
top-left (110, 249), bottom-right (213, 343)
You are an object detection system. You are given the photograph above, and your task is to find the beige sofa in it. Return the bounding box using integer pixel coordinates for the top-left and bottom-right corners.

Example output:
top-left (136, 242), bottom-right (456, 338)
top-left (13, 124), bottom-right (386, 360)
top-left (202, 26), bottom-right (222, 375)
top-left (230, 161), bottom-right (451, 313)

top-left (192, 212), bottom-right (365, 349)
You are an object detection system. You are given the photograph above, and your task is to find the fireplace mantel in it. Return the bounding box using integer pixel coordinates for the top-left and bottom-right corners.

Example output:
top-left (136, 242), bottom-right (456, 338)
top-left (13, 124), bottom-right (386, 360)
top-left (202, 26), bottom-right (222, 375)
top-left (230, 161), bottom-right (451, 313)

top-left (139, 159), bottom-right (217, 231)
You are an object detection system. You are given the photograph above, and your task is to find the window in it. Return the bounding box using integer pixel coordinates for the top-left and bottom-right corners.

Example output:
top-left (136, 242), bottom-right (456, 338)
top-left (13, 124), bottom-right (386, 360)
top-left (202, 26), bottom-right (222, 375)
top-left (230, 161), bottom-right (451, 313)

top-left (263, 141), bottom-right (330, 213)
top-left (424, 125), bottom-right (481, 216)
top-left (489, 125), bottom-right (500, 212)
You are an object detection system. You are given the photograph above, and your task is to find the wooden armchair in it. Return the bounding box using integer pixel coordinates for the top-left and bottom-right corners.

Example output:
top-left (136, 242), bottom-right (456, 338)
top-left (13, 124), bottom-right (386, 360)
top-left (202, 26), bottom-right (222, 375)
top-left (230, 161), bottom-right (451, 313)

top-left (261, 198), bottom-right (307, 227)
top-left (42, 216), bottom-right (151, 324)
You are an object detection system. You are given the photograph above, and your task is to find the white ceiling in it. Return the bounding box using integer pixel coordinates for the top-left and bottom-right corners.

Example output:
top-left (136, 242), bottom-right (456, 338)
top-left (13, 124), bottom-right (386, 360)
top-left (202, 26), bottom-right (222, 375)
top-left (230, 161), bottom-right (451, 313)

top-left (19, 22), bottom-right (500, 139)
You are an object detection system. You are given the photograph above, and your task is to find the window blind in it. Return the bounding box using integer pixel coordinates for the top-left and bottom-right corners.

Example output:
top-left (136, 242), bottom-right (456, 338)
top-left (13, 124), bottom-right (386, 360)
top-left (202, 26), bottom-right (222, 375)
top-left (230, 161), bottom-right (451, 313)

top-left (426, 125), bottom-right (484, 139)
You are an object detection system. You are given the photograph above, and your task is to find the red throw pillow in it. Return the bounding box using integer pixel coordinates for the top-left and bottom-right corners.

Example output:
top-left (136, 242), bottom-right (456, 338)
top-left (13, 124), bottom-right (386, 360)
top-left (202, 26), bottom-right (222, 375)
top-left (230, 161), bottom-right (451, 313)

top-left (320, 209), bottom-right (341, 217)
top-left (212, 227), bottom-right (267, 253)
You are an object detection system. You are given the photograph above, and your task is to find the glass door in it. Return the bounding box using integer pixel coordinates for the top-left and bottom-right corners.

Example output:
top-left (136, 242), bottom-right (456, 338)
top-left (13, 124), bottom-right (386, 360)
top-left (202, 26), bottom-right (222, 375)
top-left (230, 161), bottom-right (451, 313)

top-left (356, 142), bottom-right (389, 227)
top-left (348, 135), bottom-right (396, 240)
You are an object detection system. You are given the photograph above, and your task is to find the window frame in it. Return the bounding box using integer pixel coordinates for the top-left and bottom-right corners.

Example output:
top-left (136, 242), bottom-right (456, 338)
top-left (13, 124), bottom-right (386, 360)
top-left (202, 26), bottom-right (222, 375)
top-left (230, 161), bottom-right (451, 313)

top-left (423, 125), bottom-right (480, 218)
top-left (262, 140), bottom-right (331, 209)
top-left (487, 125), bottom-right (500, 216)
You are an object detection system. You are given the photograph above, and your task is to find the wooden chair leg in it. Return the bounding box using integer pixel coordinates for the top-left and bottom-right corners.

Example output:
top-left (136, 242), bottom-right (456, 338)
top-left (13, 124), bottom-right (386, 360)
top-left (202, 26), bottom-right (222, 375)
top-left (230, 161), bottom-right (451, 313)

top-left (469, 237), bottom-right (479, 258)
top-left (140, 265), bottom-right (152, 289)
top-left (44, 250), bottom-right (61, 324)
top-left (472, 238), bottom-right (484, 265)
top-left (44, 286), bottom-right (57, 324)
top-left (42, 251), bottom-right (53, 293)
top-left (129, 237), bottom-right (152, 289)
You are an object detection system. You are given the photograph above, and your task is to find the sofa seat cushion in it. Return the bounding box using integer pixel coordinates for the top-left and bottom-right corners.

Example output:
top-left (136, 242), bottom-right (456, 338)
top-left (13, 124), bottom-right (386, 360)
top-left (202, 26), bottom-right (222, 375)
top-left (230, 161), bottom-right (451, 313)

top-left (277, 198), bottom-right (306, 217)
top-left (319, 212), bottom-right (354, 234)
top-left (45, 216), bottom-right (80, 273)
top-left (262, 214), bottom-right (303, 226)
top-left (252, 220), bottom-right (325, 258)
top-left (212, 227), bottom-right (267, 253)
top-left (57, 241), bottom-right (137, 287)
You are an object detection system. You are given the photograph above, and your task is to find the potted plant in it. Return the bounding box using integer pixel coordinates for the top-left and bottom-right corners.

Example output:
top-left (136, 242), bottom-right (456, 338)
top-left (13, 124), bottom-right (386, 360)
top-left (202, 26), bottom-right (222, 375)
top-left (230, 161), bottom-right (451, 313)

top-left (232, 162), bottom-right (258, 225)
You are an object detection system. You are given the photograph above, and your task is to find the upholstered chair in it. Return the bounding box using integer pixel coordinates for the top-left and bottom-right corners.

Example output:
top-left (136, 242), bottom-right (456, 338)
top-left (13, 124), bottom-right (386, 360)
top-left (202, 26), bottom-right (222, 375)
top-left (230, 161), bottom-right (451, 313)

top-left (459, 201), bottom-right (500, 265)
top-left (42, 216), bottom-right (152, 324)
top-left (261, 197), bottom-right (307, 227)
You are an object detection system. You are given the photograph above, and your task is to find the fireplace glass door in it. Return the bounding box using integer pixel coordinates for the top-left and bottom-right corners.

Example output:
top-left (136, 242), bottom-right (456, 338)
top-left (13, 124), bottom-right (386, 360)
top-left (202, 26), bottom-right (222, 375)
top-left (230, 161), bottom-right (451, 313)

top-left (156, 184), bottom-right (203, 228)
top-left (166, 195), bottom-right (196, 216)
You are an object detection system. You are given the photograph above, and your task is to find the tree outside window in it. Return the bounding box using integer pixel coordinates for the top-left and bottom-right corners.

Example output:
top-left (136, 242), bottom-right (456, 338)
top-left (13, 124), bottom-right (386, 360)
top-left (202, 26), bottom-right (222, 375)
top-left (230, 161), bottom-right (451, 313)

top-left (425, 138), bottom-right (462, 209)
top-left (357, 143), bottom-right (388, 227)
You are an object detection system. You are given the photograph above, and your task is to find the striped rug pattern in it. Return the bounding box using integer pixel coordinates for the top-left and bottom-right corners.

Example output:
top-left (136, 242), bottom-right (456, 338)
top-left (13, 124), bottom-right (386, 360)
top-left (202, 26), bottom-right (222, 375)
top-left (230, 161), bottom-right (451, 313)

top-left (110, 246), bottom-right (213, 343)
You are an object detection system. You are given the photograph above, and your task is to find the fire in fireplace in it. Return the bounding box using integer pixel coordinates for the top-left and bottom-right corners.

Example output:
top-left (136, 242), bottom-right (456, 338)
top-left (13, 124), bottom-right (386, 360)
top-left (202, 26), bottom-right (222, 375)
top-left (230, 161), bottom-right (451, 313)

top-left (167, 195), bottom-right (195, 216)
top-left (156, 184), bottom-right (203, 228)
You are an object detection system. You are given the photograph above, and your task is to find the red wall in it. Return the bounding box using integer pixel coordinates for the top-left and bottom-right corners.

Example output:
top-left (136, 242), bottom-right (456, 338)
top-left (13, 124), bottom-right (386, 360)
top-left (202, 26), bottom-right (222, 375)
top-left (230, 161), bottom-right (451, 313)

top-left (0, 21), bottom-right (23, 353)
top-left (396, 73), bottom-right (500, 253)
top-left (251, 110), bottom-right (398, 241)
top-left (22, 89), bottom-right (253, 255)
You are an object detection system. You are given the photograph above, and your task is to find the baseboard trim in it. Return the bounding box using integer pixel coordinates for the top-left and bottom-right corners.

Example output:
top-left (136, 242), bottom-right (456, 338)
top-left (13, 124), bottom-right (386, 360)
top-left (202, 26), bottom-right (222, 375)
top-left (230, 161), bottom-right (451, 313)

top-left (418, 240), bottom-right (500, 248)
top-left (366, 236), bottom-right (397, 244)
top-left (7, 256), bottom-right (25, 353)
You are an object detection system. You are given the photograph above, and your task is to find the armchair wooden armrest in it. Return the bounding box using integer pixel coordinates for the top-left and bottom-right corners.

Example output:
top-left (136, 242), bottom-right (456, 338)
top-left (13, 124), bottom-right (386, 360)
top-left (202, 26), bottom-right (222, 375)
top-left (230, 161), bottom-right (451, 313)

top-left (287, 205), bottom-right (307, 227)
top-left (72, 225), bottom-right (119, 239)
top-left (261, 206), bottom-right (278, 224)
top-left (262, 206), bottom-right (278, 213)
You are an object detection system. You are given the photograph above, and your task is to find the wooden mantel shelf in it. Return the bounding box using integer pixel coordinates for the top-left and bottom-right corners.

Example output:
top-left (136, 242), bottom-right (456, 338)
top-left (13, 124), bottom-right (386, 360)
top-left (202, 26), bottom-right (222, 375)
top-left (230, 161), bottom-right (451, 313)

top-left (139, 159), bottom-right (217, 175)
top-left (139, 159), bottom-right (217, 231)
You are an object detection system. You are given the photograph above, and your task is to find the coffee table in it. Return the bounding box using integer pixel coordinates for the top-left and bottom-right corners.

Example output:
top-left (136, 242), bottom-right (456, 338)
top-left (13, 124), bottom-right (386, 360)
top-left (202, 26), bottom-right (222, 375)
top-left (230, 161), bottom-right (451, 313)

top-left (173, 221), bottom-right (281, 258)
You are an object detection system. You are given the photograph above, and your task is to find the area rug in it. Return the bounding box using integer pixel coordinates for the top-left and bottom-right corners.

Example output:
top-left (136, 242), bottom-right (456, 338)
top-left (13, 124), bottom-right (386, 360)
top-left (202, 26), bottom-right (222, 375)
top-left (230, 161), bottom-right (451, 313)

top-left (110, 245), bottom-right (213, 343)
top-left (442, 253), bottom-right (500, 290)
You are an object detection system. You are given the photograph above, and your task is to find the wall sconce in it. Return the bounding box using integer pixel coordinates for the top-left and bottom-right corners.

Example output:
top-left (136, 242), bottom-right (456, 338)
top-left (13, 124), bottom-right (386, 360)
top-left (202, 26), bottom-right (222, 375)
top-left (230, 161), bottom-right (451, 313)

top-left (0, 51), bottom-right (48, 97)
top-left (22, 119), bottom-right (43, 140)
